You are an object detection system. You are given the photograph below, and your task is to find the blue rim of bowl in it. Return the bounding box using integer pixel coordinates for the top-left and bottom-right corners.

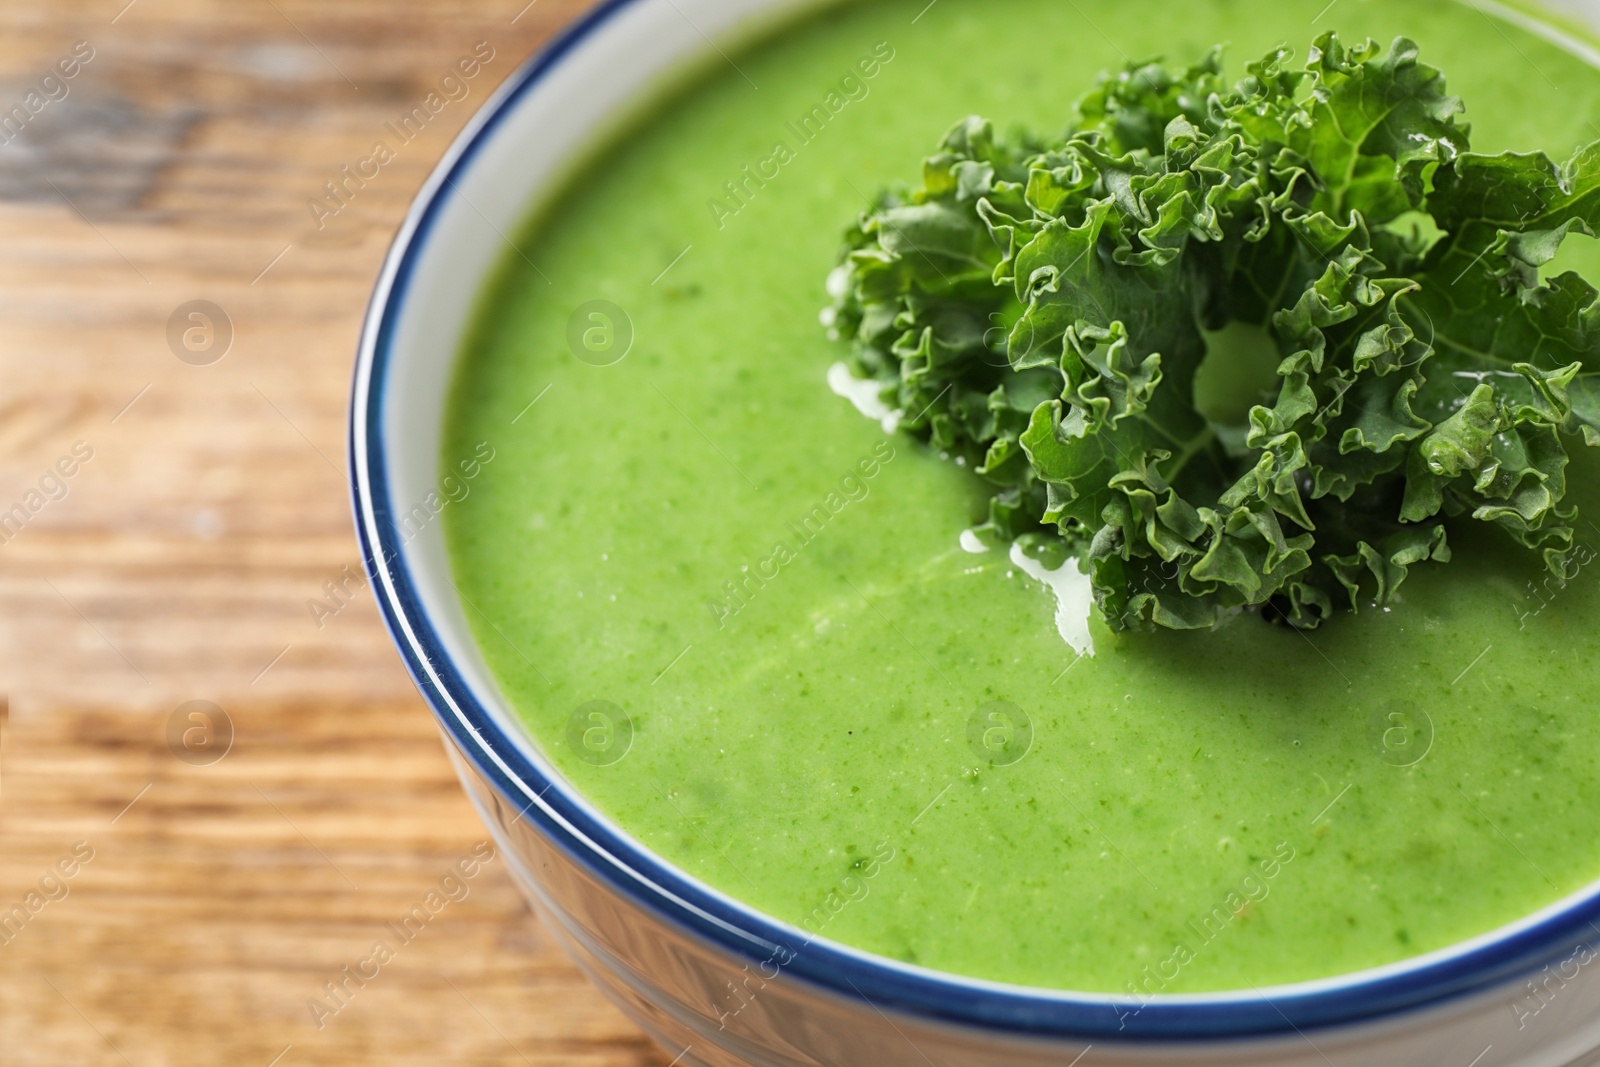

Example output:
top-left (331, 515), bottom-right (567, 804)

top-left (350, 0), bottom-right (1600, 1042)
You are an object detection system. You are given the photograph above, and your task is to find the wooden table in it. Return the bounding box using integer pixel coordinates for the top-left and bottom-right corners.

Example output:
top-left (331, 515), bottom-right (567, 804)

top-left (0, 3), bottom-right (670, 1064)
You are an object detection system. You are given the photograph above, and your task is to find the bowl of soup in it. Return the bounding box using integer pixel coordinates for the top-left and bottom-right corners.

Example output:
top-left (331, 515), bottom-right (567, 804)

top-left (351, 0), bottom-right (1600, 1062)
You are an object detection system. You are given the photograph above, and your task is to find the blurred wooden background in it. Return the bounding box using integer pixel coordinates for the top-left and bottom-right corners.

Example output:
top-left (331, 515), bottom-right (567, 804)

top-left (0, 2), bottom-right (672, 1064)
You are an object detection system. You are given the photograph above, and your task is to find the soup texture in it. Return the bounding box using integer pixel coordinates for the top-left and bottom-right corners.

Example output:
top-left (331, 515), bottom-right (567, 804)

top-left (443, 0), bottom-right (1600, 992)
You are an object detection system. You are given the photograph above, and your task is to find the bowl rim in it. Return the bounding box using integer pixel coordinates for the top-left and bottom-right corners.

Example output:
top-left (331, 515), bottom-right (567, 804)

top-left (350, 0), bottom-right (1600, 1042)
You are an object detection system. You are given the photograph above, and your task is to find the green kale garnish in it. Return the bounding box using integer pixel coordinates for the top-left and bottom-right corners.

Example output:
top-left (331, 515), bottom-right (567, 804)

top-left (824, 33), bottom-right (1600, 631)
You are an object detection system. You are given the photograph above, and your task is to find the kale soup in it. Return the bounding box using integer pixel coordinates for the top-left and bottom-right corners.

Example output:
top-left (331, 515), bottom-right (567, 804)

top-left (441, 0), bottom-right (1600, 994)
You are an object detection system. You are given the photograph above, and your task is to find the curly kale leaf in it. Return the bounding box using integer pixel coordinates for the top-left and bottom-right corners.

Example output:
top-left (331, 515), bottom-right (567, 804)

top-left (824, 33), bottom-right (1600, 632)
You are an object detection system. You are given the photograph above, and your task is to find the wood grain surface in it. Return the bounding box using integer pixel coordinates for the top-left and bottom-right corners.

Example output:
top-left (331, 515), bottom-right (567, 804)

top-left (0, 2), bottom-right (673, 1064)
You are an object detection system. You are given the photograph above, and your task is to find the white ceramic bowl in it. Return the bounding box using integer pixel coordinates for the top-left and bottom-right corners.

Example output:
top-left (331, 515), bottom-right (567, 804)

top-left (351, 1), bottom-right (1600, 1063)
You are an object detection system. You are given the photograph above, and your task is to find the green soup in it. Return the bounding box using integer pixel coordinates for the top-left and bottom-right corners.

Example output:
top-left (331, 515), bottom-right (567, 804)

top-left (442, 0), bottom-right (1600, 993)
